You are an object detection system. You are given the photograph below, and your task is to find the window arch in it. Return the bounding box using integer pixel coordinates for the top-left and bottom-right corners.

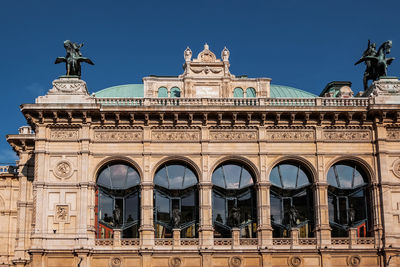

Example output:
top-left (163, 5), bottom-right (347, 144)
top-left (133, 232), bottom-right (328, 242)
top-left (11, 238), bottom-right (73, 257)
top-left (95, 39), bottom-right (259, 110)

top-left (154, 162), bottom-right (198, 238)
top-left (233, 87), bottom-right (244, 98)
top-left (158, 87), bottom-right (168, 97)
top-left (212, 162), bottom-right (257, 238)
top-left (269, 161), bottom-right (315, 238)
top-left (96, 162), bottom-right (141, 239)
top-left (327, 161), bottom-right (371, 237)
top-left (170, 87), bottom-right (181, 97)
top-left (246, 87), bottom-right (256, 97)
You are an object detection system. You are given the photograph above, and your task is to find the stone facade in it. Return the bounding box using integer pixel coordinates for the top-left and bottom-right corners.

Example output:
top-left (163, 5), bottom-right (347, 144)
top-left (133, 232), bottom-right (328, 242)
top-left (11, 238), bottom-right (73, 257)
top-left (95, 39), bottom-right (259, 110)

top-left (4, 45), bottom-right (400, 266)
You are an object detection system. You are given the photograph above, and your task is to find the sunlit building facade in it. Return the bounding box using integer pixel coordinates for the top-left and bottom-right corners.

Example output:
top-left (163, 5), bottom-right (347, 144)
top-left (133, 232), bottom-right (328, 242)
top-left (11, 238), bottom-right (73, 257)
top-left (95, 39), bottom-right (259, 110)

top-left (5, 44), bottom-right (400, 266)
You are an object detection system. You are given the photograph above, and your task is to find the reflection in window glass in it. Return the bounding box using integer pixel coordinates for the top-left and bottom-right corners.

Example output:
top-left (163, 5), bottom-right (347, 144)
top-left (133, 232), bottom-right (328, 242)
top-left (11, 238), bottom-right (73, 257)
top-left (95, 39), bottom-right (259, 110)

top-left (246, 87), bottom-right (256, 97)
top-left (327, 162), bottom-right (370, 237)
top-left (96, 163), bottom-right (141, 238)
top-left (212, 162), bottom-right (257, 238)
top-left (170, 87), bottom-right (181, 97)
top-left (158, 87), bottom-right (168, 97)
top-left (233, 87), bottom-right (244, 98)
top-left (154, 162), bottom-right (198, 238)
top-left (270, 161), bottom-right (314, 238)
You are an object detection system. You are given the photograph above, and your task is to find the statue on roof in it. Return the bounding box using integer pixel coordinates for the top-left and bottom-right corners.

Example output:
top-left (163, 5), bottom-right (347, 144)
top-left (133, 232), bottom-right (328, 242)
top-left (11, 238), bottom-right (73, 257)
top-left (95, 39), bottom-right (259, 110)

top-left (355, 40), bottom-right (395, 90)
top-left (55, 40), bottom-right (94, 77)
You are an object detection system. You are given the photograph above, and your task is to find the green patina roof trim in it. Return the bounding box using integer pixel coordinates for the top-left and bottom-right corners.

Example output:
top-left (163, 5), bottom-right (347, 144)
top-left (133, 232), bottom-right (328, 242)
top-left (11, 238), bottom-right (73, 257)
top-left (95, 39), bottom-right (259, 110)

top-left (94, 83), bottom-right (316, 98)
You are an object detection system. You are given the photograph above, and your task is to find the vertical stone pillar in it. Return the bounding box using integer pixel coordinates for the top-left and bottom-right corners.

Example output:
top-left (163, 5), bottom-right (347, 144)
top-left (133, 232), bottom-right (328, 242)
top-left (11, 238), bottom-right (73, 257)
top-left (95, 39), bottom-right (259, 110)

top-left (113, 229), bottom-right (122, 248)
top-left (349, 228), bottom-right (357, 248)
top-left (232, 228), bottom-right (240, 247)
top-left (173, 228), bottom-right (181, 247)
top-left (199, 182), bottom-right (213, 248)
top-left (314, 182), bottom-right (331, 247)
top-left (257, 182), bottom-right (273, 247)
top-left (140, 183), bottom-right (154, 248)
top-left (291, 228), bottom-right (300, 247)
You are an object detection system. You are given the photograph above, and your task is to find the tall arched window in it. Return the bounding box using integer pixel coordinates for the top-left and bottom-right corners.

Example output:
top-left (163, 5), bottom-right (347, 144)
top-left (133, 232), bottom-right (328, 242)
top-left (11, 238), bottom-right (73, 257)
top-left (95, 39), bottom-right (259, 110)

top-left (269, 161), bottom-right (314, 238)
top-left (327, 161), bottom-right (371, 237)
top-left (158, 87), bottom-right (168, 97)
top-left (246, 87), bottom-right (256, 97)
top-left (212, 162), bottom-right (257, 238)
top-left (96, 163), bottom-right (141, 238)
top-left (170, 87), bottom-right (181, 97)
top-left (233, 87), bottom-right (244, 98)
top-left (154, 162), bottom-right (198, 238)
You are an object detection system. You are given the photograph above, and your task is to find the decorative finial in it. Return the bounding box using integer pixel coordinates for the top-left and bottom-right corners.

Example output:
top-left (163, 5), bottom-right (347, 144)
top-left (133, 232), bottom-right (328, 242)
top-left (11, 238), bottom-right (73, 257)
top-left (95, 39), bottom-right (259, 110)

top-left (221, 46), bottom-right (230, 62)
top-left (184, 46), bottom-right (192, 62)
top-left (55, 40), bottom-right (94, 77)
top-left (204, 43), bottom-right (209, 50)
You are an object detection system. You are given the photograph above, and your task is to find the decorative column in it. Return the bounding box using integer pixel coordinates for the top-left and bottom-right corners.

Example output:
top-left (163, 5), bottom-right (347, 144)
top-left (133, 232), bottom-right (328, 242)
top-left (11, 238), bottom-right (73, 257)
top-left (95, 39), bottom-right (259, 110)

top-left (173, 228), bottom-right (181, 247)
top-left (256, 182), bottom-right (273, 248)
top-left (290, 228), bottom-right (300, 247)
top-left (199, 182), bottom-right (213, 248)
top-left (140, 182), bottom-right (154, 248)
top-left (232, 228), bottom-right (240, 247)
top-left (314, 182), bottom-right (331, 247)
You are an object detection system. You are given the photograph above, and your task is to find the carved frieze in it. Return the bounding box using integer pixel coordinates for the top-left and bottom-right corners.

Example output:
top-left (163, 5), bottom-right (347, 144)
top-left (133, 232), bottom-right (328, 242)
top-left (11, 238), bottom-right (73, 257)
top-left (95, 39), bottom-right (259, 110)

top-left (152, 129), bottom-right (200, 142)
top-left (55, 205), bottom-right (69, 223)
top-left (209, 130), bottom-right (257, 141)
top-left (323, 130), bottom-right (371, 141)
top-left (93, 130), bottom-right (143, 142)
top-left (50, 129), bottom-right (78, 140)
top-left (387, 128), bottom-right (400, 140)
top-left (266, 131), bottom-right (314, 141)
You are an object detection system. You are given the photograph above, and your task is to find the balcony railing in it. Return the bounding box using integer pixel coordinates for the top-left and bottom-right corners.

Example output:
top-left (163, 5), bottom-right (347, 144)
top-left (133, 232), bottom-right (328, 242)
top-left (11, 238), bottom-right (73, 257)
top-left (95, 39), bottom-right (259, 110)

top-left (95, 97), bottom-right (371, 107)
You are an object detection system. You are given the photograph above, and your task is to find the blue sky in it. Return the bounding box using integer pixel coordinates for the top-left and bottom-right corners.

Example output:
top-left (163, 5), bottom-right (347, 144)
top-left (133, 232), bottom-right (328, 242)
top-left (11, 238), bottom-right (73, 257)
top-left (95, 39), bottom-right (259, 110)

top-left (1, 0), bottom-right (399, 163)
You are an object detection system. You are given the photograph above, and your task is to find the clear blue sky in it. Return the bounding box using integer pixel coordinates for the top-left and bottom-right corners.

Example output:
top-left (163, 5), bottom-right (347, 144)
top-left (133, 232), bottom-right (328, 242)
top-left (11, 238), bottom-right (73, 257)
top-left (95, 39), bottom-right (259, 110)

top-left (1, 0), bottom-right (399, 163)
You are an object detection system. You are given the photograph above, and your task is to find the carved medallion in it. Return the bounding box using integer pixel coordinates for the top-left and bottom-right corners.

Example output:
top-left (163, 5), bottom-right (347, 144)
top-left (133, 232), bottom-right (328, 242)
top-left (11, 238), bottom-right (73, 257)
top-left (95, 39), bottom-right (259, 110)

top-left (55, 205), bottom-right (68, 222)
top-left (110, 257), bottom-right (122, 267)
top-left (94, 131), bottom-right (143, 142)
top-left (288, 256), bottom-right (302, 267)
top-left (50, 129), bottom-right (78, 140)
top-left (169, 257), bottom-right (182, 267)
top-left (347, 255), bottom-right (361, 266)
top-left (392, 159), bottom-right (400, 178)
top-left (229, 256), bottom-right (242, 267)
top-left (54, 160), bottom-right (73, 179)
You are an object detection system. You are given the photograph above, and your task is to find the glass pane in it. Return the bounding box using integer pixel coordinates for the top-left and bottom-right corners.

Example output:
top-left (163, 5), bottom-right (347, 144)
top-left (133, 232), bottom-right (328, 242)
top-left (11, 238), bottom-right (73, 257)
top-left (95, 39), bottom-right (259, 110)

top-left (167, 164), bottom-right (185, 189)
top-left (327, 167), bottom-right (338, 187)
top-left (269, 166), bottom-right (281, 187)
top-left (99, 191), bottom-right (113, 224)
top-left (158, 87), bottom-right (168, 97)
top-left (338, 197), bottom-right (348, 225)
top-left (154, 166), bottom-right (168, 188)
top-left (233, 87), bottom-right (244, 98)
top-left (125, 193), bottom-right (139, 223)
top-left (349, 190), bottom-right (367, 223)
top-left (213, 193), bottom-right (226, 224)
top-left (114, 198), bottom-right (124, 226)
top-left (239, 168), bottom-right (253, 188)
top-left (353, 169), bottom-right (366, 187)
top-left (110, 164), bottom-right (128, 189)
top-left (328, 194), bottom-right (335, 222)
top-left (336, 164), bottom-right (354, 188)
top-left (280, 164), bottom-right (298, 188)
top-left (182, 167), bottom-right (197, 188)
top-left (238, 191), bottom-right (252, 225)
top-left (246, 87), bottom-right (256, 97)
top-left (181, 192), bottom-right (195, 224)
top-left (126, 167), bottom-right (140, 188)
top-left (223, 164), bottom-right (241, 189)
top-left (97, 167), bottom-right (111, 188)
top-left (155, 192), bottom-right (170, 223)
top-left (123, 224), bottom-right (138, 238)
top-left (297, 167), bottom-right (310, 187)
top-left (170, 87), bottom-right (181, 97)
top-left (270, 194), bottom-right (282, 224)
top-left (212, 166), bottom-right (225, 188)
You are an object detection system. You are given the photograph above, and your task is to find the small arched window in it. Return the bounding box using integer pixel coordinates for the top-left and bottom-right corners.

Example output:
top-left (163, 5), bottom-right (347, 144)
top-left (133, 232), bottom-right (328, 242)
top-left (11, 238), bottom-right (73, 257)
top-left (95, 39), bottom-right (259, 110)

top-left (327, 161), bottom-right (371, 237)
top-left (154, 162), bottom-right (198, 238)
top-left (233, 87), bottom-right (244, 98)
top-left (158, 87), bottom-right (168, 97)
top-left (212, 162), bottom-right (257, 238)
top-left (270, 161), bottom-right (315, 238)
top-left (246, 87), bottom-right (256, 97)
top-left (170, 87), bottom-right (181, 97)
top-left (96, 163), bottom-right (141, 238)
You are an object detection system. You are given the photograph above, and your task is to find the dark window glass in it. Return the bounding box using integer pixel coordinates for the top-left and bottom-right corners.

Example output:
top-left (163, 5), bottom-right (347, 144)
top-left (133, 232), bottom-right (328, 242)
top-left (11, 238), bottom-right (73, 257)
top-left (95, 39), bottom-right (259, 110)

top-left (212, 162), bottom-right (257, 238)
top-left (270, 161), bottom-right (314, 238)
top-left (154, 162), bottom-right (198, 238)
top-left (327, 161), bottom-right (371, 237)
top-left (96, 163), bottom-right (141, 238)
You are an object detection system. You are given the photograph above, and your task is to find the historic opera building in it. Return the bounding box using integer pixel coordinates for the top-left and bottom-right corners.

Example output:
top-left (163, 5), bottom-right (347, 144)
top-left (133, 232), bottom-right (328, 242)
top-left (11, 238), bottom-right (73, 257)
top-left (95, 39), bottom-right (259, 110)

top-left (3, 44), bottom-right (400, 266)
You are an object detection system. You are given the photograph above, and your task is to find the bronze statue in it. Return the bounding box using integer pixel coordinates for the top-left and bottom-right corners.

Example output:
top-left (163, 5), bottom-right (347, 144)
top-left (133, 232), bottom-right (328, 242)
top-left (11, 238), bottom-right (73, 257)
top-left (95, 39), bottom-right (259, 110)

top-left (228, 206), bottom-right (241, 227)
top-left (55, 40), bottom-right (94, 77)
top-left (172, 208), bottom-right (181, 228)
top-left (355, 40), bottom-right (395, 90)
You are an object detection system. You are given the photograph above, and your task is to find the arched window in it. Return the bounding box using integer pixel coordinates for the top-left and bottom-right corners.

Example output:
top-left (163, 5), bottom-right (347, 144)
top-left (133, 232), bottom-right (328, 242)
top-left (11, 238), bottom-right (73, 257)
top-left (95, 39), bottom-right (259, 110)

top-left (154, 162), bottom-right (198, 238)
top-left (327, 161), bottom-right (371, 237)
top-left (270, 161), bottom-right (314, 238)
top-left (158, 87), bottom-right (168, 97)
top-left (96, 163), bottom-right (141, 239)
top-left (212, 162), bottom-right (257, 238)
top-left (233, 87), bottom-right (244, 98)
top-left (246, 87), bottom-right (256, 97)
top-left (170, 87), bottom-right (181, 97)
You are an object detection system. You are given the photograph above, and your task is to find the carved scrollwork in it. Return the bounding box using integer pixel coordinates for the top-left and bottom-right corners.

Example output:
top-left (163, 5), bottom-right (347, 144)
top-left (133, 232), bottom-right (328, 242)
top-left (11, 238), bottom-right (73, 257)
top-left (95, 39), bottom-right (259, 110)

top-left (266, 131), bottom-right (314, 141)
top-left (51, 78), bottom-right (88, 94)
top-left (288, 256), bottom-right (302, 267)
top-left (323, 131), bottom-right (370, 141)
top-left (387, 128), bottom-right (400, 140)
top-left (169, 257), bottom-right (182, 267)
top-left (152, 130), bottom-right (200, 142)
top-left (50, 129), bottom-right (79, 140)
top-left (94, 131), bottom-right (143, 142)
top-left (210, 130), bottom-right (257, 141)
top-left (229, 256), bottom-right (242, 267)
top-left (347, 255), bottom-right (361, 266)
top-left (55, 205), bottom-right (69, 222)
top-left (53, 160), bottom-right (73, 179)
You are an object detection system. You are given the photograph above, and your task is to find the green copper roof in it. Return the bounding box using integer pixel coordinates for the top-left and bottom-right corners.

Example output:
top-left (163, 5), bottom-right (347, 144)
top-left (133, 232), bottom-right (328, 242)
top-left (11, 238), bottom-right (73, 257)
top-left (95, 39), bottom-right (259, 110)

top-left (270, 84), bottom-right (316, 98)
top-left (94, 84), bottom-right (144, 97)
top-left (94, 83), bottom-right (316, 98)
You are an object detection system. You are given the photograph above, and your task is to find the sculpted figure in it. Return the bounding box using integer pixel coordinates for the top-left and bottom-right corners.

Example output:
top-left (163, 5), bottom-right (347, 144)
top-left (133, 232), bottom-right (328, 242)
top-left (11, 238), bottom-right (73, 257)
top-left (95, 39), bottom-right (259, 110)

top-left (172, 208), bottom-right (181, 228)
top-left (355, 40), bottom-right (395, 90)
top-left (228, 206), bottom-right (241, 227)
top-left (55, 40), bottom-right (94, 77)
top-left (113, 206), bottom-right (121, 226)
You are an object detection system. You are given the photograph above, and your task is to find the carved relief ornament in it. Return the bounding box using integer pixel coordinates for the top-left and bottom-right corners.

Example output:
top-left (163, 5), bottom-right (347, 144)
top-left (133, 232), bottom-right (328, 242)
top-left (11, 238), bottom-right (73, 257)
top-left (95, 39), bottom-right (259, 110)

top-left (50, 129), bottom-right (79, 140)
top-left (93, 131), bottom-right (143, 142)
top-left (209, 130), bottom-right (257, 141)
top-left (229, 256), bottom-right (242, 267)
top-left (288, 256), bottom-right (302, 267)
top-left (55, 205), bottom-right (69, 223)
top-left (169, 257), bottom-right (182, 267)
top-left (266, 131), bottom-right (314, 141)
top-left (323, 130), bottom-right (371, 141)
top-left (387, 128), bottom-right (400, 140)
top-left (347, 255), bottom-right (361, 266)
top-left (53, 160), bottom-right (73, 179)
top-left (152, 130), bottom-right (200, 142)
top-left (392, 158), bottom-right (400, 178)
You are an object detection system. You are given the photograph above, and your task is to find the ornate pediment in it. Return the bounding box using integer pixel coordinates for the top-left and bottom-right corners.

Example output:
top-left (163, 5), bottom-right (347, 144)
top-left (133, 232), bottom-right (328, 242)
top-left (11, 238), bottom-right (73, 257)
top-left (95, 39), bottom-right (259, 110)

top-left (194, 43), bottom-right (218, 63)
